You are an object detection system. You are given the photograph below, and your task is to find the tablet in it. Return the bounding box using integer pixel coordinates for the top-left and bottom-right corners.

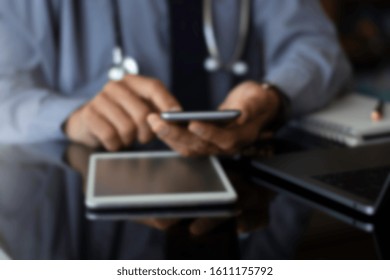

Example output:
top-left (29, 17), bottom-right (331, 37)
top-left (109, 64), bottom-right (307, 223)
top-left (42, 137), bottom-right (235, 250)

top-left (86, 151), bottom-right (237, 209)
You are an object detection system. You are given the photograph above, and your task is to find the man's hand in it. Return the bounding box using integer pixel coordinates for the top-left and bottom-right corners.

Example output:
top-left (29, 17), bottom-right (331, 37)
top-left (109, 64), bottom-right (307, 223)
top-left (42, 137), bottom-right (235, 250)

top-left (188, 81), bottom-right (281, 154)
top-left (65, 75), bottom-right (181, 151)
top-left (148, 81), bottom-right (281, 156)
top-left (147, 114), bottom-right (221, 156)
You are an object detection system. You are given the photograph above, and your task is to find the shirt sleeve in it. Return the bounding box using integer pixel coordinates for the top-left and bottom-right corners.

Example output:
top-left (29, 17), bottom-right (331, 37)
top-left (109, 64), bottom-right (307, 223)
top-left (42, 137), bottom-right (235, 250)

top-left (257, 0), bottom-right (352, 117)
top-left (0, 2), bottom-right (89, 144)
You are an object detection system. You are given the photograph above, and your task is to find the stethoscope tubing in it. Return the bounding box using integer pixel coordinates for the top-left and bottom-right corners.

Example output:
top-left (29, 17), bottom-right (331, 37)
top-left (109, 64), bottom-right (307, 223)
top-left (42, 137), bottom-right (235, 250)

top-left (203, 0), bottom-right (250, 70)
top-left (109, 0), bottom-right (250, 80)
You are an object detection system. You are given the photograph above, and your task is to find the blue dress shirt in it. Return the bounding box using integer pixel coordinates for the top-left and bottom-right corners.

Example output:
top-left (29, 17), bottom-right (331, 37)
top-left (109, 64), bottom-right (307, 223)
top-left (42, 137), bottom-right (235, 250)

top-left (0, 0), bottom-right (351, 143)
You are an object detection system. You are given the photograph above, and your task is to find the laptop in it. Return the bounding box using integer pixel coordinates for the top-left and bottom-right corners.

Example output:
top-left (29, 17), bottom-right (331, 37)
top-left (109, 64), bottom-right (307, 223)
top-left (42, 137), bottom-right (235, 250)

top-left (252, 142), bottom-right (390, 215)
top-left (251, 175), bottom-right (376, 232)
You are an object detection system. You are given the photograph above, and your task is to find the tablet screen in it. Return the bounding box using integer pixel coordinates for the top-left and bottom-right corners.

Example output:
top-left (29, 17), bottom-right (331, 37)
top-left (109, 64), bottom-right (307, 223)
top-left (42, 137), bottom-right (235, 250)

top-left (94, 156), bottom-right (226, 197)
top-left (86, 152), bottom-right (237, 209)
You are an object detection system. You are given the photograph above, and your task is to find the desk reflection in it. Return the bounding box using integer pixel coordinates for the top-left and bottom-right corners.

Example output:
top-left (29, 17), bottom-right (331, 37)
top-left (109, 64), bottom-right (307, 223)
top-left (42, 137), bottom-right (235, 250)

top-left (0, 142), bottom-right (321, 259)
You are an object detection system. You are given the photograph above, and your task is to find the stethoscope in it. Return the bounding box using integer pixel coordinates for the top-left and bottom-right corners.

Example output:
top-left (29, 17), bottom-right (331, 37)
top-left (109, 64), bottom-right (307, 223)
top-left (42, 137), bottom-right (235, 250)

top-left (108, 0), bottom-right (250, 81)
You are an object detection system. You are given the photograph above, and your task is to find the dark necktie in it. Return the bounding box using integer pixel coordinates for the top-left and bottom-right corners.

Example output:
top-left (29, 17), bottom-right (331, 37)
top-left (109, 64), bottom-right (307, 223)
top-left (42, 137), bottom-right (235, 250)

top-left (169, 0), bottom-right (210, 111)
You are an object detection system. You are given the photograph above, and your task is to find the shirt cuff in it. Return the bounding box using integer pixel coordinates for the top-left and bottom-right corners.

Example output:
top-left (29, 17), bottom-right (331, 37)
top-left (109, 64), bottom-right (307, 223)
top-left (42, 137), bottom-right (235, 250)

top-left (29, 94), bottom-right (90, 142)
top-left (264, 64), bottom-right (313, 117)
top-left (261, 82), bottom-right (291, 131)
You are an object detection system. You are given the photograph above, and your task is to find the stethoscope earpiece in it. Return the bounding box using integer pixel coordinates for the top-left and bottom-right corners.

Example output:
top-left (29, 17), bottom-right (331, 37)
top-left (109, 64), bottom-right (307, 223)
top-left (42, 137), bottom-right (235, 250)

top-left (204, 57), bottom-right (221, 72)
top-left (108, 66), bottom-right (125, 81)
top-left (204, 57), bottom-right (249, 76)
top-left (231, 61), bottom-right (248, 76)
top-left (108, 57), bottom-right (139, 81)
top-left (108, 47), bottom-right (139, 81)
top-left (122, 57), bottom-right (139, 75)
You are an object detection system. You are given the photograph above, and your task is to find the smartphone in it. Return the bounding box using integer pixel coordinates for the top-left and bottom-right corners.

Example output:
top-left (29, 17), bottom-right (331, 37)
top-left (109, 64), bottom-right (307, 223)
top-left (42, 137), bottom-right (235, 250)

top-left (160, 110), bottom-right (241, 124)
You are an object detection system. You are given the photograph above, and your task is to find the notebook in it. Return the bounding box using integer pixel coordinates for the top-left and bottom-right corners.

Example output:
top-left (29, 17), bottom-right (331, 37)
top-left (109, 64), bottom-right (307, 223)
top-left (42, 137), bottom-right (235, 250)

top-left (290, 93), bottom-right (390, 147)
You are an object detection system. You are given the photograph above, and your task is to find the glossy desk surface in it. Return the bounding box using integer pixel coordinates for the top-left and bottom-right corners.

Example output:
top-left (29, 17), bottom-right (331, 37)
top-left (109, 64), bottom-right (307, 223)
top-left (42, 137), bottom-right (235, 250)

top-left (0, 130), bottom-right (389, 260)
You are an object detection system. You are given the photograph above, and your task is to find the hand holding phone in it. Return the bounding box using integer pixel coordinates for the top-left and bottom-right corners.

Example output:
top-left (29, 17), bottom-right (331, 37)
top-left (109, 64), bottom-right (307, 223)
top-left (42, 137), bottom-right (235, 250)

top-left (149, 81), bottom-right (281, 157)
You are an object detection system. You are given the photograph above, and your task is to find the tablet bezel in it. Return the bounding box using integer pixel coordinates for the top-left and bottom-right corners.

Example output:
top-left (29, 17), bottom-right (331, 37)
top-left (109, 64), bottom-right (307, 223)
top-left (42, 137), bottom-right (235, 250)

top-left (86, 151), bottom-right (237, 209)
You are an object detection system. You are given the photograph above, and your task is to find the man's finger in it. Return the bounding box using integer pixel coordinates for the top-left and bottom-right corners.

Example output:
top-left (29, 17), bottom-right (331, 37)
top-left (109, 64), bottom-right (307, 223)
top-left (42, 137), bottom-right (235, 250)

top-left (189, 218), bottom-right (228, 236)
top-left (83, 107), bottom-right (122, 151)
top-left (147, 114), bottom-right (218, 156)
top-left (103, 82), bottom-right (154, 143)
top-left (123, 75), bottom-right (182, 112)
top-left (188, 121), bottom-right (241, 152)
top-left (219, 81), bottom-right (267, 125)
top-left (65, 106), bottom-right (100, 148)
top-left (190, 120), bottom-right (264, 153)
top-left (91, 93), bottom-right (136, 146)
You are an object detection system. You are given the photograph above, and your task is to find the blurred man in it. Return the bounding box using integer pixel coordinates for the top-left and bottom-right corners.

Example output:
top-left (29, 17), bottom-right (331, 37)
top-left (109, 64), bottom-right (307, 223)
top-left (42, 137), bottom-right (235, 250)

top-left (0, 0), bottom-right (351, 155)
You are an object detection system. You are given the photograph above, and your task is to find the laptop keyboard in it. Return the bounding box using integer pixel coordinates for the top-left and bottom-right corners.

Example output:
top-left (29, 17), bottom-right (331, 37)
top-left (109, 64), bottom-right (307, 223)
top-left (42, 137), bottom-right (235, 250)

top-left (313, 165), bottom-right (390, 201)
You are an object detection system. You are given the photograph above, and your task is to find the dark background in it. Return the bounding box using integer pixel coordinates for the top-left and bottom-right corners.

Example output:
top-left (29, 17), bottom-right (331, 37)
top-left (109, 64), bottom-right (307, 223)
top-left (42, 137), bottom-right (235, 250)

top-left (321, 0), bottom-right (390, 99)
